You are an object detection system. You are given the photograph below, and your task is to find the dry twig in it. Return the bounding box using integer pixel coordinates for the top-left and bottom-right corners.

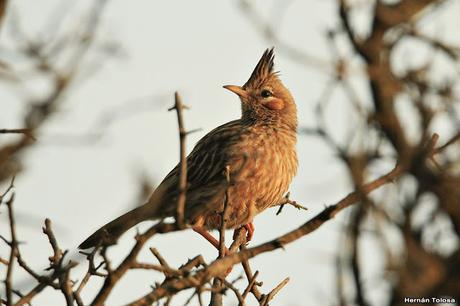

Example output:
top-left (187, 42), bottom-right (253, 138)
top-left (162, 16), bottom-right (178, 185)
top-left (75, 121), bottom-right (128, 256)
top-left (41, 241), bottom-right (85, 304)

top-left (168, 92), bottom-right (189, 230)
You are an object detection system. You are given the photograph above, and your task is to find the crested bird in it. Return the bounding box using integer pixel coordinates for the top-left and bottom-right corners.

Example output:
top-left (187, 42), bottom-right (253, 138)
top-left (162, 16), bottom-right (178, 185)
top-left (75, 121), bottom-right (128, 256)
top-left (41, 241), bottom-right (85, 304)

top-left (79, 48), bottom-right (298, 250)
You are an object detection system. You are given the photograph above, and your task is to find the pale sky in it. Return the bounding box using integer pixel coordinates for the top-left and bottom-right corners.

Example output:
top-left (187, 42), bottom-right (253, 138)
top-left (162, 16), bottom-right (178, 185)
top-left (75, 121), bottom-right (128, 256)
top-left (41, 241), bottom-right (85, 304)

top-left (1, 0), bottom-right (459, 305)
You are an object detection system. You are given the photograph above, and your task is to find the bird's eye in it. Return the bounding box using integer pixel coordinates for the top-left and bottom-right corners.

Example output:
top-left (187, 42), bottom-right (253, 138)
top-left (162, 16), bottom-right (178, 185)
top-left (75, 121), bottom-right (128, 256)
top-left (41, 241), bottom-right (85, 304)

top-left (261, 90), bottom-right (272, 98)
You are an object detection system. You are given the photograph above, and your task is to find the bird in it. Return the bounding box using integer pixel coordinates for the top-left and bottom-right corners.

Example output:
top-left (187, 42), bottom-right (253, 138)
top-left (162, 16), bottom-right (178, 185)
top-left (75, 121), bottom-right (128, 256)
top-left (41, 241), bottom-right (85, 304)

top-left (79, 48), bottom-right (298, 250)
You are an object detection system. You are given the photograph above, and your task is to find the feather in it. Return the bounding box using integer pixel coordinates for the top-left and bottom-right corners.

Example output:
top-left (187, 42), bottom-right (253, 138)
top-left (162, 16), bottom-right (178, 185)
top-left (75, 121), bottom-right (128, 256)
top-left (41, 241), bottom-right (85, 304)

top-left (244, 47), bottom-right (276, 89)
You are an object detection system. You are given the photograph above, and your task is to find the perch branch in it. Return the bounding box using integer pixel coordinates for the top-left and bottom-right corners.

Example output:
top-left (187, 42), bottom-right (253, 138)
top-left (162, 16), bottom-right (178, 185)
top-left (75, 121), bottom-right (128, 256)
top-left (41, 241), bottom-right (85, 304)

top-left (127, 163), bottom-right (403, 305)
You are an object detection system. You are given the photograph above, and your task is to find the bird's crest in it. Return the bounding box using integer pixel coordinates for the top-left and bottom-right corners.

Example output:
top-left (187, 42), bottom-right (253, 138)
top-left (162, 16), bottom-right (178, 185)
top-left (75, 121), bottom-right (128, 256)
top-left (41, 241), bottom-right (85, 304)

top-left (244, 48), bottom-right (277, 89)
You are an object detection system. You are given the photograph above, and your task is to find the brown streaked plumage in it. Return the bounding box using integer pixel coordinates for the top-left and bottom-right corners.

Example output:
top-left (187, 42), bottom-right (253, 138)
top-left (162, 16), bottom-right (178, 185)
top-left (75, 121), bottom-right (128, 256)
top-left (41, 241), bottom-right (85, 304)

top-left (79, 48), bottom-right (298, 249)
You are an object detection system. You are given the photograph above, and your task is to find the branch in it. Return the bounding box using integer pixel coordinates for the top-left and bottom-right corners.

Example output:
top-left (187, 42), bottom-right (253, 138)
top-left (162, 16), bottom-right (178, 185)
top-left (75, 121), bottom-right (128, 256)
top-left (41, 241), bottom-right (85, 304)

top-left (0, 128), bottom-right (36, 140)
top-left (15, 260), bottom-right (78, 306)
top-left (90, 223), bottom-right (177, 305)
top-left (0, 0), bottom-right (110, 184)
top-left (274, 192), bottom-right (308, 215)
top-left (210, 165), bottom-right (232, 306)
top-left (5, 191), bottom-right (17, 306)
top-left (349, 206), bottom-right (368, 306)
top-left (259, 277), bottom-right (289, 306)
top-left (11, 218), bottom-right (77, 306)
top-left (434, 131), bottom-right (460, 154)
top-left (127, 163), bottom-right (403, 304)
top-left (168, 92), bottom-right (189, 230)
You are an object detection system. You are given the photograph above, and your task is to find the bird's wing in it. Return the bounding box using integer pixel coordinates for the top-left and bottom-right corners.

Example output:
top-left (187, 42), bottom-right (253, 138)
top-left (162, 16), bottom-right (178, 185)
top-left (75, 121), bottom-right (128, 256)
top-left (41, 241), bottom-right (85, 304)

top-left (145, 120), bottom-right (245, 218)
top-left (79, 120), bottom-right (246, 248)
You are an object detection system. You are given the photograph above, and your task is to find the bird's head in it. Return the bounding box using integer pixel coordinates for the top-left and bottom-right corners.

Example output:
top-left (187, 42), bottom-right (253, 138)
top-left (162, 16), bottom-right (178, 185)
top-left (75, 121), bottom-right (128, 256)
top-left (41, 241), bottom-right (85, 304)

top-left (223, 48), bottom-right (297, 130)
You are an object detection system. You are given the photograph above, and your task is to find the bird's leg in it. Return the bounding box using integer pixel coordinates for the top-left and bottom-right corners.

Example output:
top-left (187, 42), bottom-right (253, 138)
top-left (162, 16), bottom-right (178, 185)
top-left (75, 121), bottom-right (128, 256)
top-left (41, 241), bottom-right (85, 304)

top-left (192, 226), bottom-right (230, 255)
top-left (244, 222), bottom-right (255, 241)
top-left (193, 226), bottom-right (233, 275)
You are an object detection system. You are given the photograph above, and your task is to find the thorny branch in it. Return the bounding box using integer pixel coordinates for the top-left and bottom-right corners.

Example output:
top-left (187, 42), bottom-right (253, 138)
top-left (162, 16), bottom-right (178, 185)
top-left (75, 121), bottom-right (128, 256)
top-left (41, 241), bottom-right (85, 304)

top-left (2, 110), bottom-right (457, 306)
top-left (168, 92), bottom-right (189, 230)
top-left (210, 165), bottom-right (232, 306)
top-left (0, 0), bottom-right (112, 184)
top-left (302, 0), bottom-right (460, 304)
top-left (0, 181), bottom-right (78, 306)
top-left (5, 181), bottom-right (17, 306)
top-left (274, 191), bottom-right (308, 216)
top-left (2, 93), bottom-right (419, 306)
top-left (126, 162), bottom-right (404, 305)
top-left (2, 0), bottom-right (460, 305)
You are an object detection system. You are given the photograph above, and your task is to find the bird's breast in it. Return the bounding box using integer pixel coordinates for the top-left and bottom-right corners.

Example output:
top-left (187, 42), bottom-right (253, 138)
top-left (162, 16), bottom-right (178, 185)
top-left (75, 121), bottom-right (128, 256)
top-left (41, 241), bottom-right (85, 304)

top-left (221, 126), bottom-right (297, 226)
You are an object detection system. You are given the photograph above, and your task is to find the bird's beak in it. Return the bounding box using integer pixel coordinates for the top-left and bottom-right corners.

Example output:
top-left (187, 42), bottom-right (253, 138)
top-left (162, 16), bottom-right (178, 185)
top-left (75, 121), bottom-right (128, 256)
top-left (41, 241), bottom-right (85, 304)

top-left (223, 85), bottom-right (249, 100)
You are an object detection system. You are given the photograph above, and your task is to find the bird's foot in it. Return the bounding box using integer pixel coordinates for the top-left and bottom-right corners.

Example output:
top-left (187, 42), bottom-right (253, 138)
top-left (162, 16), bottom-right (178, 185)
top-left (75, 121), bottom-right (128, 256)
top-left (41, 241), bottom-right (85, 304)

top-left (234, 222), bottom-right (255, 242)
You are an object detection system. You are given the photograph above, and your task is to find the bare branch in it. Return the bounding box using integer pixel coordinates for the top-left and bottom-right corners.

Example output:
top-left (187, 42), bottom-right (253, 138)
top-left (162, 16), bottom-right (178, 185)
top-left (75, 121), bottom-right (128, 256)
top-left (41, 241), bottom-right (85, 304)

top-left (0, 129), bottom-right (36, 140)
top-left (434, 131), bottom-right (460, 154)
top-left (274, 192), bottom-right (308, 215)
top-left (168, 92), bottom-right (189, 230)
top-left (5, 191), bottom-right (17, 306)
top-left (219, 165), bottom-right (232, 258)
top-left (127, 163), bottom-right (402, 305)
top-left (259, 277), bottom-right (289, 306)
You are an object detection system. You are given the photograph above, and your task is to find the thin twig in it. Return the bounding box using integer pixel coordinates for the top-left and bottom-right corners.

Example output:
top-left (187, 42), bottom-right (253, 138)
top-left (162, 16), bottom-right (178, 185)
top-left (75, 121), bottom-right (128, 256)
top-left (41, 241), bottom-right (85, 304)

top-left (222, 279), bottom-right (245, 306)
top-left (179, 255), bottom-right (206, 274)
top-left (434, 131), bottom-right (460, 153)
top-left (211, 165), bottom-right (232, 305)
top-left (242, 270), bottom-right (259, 300)
top-left (0, 176), bottom-right (16, 203)
top-left (0, 128), bottom-right (36, 140)
top-left (219, 165), bottom-right (232, 258)
top-left (275, 192), bottom-right (308, 215)
top-left (240, 246), bottom-right (263, 301)
top-left (259, 277), bottom-right (289, 306)
top-left (349, 206), bottom-right (368, 306)
top-left (43, 219), bottom-right (62, 267)
top-left (74, 248), bottom-right (105, 303)
top-left (5, 192), bottom-right (17, 306)
top-left (150, 247), bottom-right (177, 278)
top-left (169, 92), bottom-right (189, 229)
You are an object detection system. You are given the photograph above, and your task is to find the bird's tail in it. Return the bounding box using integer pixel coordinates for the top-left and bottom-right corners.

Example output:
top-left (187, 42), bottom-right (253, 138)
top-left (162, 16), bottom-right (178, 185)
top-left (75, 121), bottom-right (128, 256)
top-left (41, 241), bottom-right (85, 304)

top-left (79, 203), bottom-right (155, 249)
